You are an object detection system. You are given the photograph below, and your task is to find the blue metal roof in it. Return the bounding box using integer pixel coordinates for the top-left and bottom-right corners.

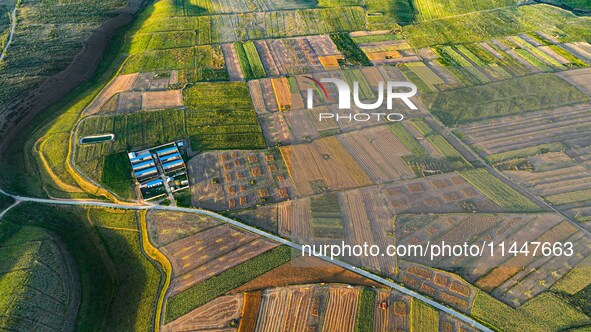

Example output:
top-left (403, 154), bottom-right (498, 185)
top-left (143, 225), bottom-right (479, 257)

top-left (130, 155), bottom-right (152, 163)
top-left (132, 160), bottom-right (154, 170)
top-left (135, 166), bottom-right (157, 177)
top-left (145, 179), bottom-right (163, 187)
top-left (159, 152), bottom-right (181, 162)
top-left (162, 160), bottom-right (183, 169)
top-left (156, 146), bottom-right (177, 156)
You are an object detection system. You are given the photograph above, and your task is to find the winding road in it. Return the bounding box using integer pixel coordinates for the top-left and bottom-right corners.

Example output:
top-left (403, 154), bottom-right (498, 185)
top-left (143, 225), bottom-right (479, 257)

top-left (0, 187), bottom-right (492, 331)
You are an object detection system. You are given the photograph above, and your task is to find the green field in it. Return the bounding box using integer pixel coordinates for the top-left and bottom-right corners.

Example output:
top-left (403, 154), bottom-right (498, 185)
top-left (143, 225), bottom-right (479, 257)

top-left (471, 291), bottom-right (590, 332)
top-left (330, 33), bottom-right (372, 66)
top-left (101, 152), bottom-right (134, 199)
top-left (546, 189), bottom-right (591, 205)
top-left (0, 222), bottom-right (73, 331)
top-left (365, 0), bottom-right (414, 27)
top-left (413, 0), bottom-right (516, 21)
top-left (1, 204), bottom-right (161, 331)
top-left (459, 168), bottom-right (541, 212)
top-left (234, 41), bottom-right (266, 79)
top-left (434, 45), bottom-right (490, 85)
top-left (310, 193), bottom-right (344, 238)
top-left (409, 118), bottom-right (433, 136)
top-left (165, 246), bottom-right (292, 322)
top-left (342, 68), bottom-right (375, 99)
top-left (77, 109), bottom-right (187, 158)
top-left (405, 5), bottom-right (591, 48)
top-left (351, 32), bottom-right (403, 44)
top-left (521, 293), bottom-right (590, 330)
top-left (427, 134), bottom-right (465, 161)
top-left (184, 82), bottom-right (266, 150)
top-left (410, 298), bottom-right (439, 331)
top-left (429, 74), bottom-right (589, 126)
top-left (552, 256), bottom-right (591, 295)
top-left (355, 289), bottom-right (376, 332)
top-left (234, 41), bottom-right (254, 79)
top-left (389, 123), bottom-right (428, 157)
top-left (191, 45), bottom-right (229, 81)
top-left (243, 41), bottom-right (266, 79)
top-left (486, 142), bottom-right (568, 163)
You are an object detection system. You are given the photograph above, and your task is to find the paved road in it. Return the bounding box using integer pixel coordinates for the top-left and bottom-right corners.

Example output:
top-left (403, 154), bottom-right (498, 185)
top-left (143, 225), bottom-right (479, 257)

top-left (0, 187), bottom-right (492, 331)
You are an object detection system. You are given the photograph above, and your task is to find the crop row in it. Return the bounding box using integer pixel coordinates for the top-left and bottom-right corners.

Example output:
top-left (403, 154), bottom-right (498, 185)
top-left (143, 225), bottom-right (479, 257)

top-left (459, 168), bottom-right (540, 212)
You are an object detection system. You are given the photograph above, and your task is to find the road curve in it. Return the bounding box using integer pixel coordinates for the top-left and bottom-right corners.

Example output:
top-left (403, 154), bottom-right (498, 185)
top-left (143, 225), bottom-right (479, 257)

top-left (0, 187), bottom-right (492, 331)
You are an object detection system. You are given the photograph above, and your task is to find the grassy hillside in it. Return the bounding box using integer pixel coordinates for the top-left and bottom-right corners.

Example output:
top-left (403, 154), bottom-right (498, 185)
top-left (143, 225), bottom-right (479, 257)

top-left (1, 203), bottom-right (161, 331)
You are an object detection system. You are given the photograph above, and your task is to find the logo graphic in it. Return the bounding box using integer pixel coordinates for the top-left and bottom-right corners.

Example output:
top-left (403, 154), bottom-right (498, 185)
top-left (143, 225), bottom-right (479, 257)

top-left (304, 76), bottom-right (329, 103)
top-left (304, 77), bottom-right (418, 111)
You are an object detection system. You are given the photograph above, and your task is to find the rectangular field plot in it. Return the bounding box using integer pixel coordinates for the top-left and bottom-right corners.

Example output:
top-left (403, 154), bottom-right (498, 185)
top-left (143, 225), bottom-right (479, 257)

top-left (310, 193), bottom-right (344, 239)
top-left (84, 73), bottom-right (139, 115)
top-left (338, 126), bottom-right (415, 183)
top-left (280, 136), bottom-right (372, 196)
top-left (141, 90), bottom-right (184, 110)
top-left (183, 82), bottom-right (266, 150)
top-left (254, 285), bottom-right (315, 332)
top-left (378, 172), bottom-right (504, 214)
top-left (557, 67), bottom-right (591, 95)
top-left (162, 294), bottom-right (243, 332)
top-left (255, 35), bottom-right (342, 76)
top-left (397, 261), bottom-right (477, 313)
top-left (187, 149), bottom-right (294, 210)
top-left (358, 39), bottom-right (420, 65)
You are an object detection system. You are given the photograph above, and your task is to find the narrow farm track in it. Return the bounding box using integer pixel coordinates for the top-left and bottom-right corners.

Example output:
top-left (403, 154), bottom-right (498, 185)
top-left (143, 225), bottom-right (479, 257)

top-left (0, 4), bottom-right (17, 61)
top-left (0, 187), bottom-right (492, 332)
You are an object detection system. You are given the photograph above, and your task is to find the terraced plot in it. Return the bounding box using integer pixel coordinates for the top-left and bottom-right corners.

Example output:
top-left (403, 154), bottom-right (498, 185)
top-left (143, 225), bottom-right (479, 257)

top-left (396, 213), bottom-right (591, 306)
top-left (0, 225), bottom-right (77, 331)
top-left (458, 101), bottom-right (591, 224)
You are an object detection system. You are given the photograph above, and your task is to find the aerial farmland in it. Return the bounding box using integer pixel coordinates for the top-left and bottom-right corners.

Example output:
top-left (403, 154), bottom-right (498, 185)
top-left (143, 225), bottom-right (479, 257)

top-left (0, 0), bottom-right (591, 331)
